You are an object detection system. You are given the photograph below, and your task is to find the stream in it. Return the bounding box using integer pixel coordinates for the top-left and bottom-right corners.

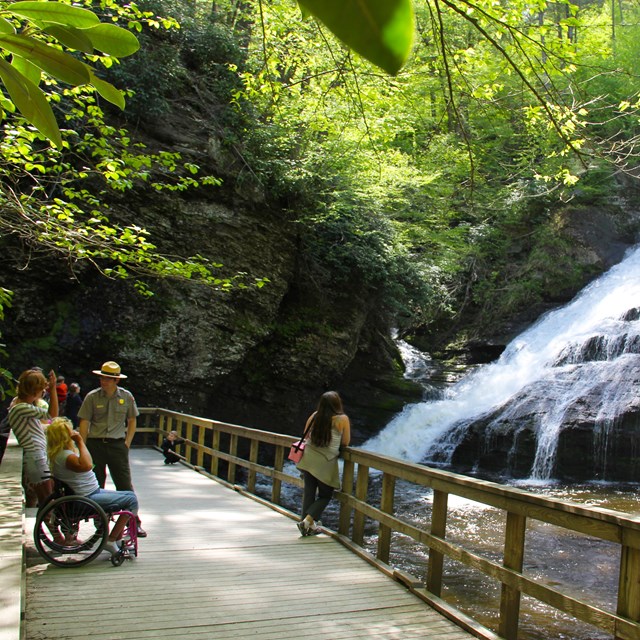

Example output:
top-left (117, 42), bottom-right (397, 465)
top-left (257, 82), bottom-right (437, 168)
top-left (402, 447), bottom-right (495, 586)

top-left (357, 247), bottom-right (640, 638)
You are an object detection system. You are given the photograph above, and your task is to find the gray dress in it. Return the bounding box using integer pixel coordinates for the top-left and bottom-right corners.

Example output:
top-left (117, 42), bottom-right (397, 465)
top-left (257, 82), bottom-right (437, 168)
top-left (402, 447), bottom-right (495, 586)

top-left (296, 425), bottom-right (342, 489)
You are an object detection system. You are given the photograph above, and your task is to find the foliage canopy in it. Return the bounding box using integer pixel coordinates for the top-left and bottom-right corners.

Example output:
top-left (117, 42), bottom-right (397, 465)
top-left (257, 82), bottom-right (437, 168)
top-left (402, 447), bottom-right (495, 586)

top-left (230, 0), bottom-right (640, 333)
top-left (1, 0), bottom-right (640, 394)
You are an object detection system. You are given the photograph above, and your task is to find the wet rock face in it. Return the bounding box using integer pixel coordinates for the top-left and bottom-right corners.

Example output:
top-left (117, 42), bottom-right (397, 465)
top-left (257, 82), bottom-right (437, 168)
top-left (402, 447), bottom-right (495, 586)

top-left (445, 351), bottom-right (640, 482)
top-left (3, 198), bottom-right (290, 404)
top-left (426, 203), bottom-right (640, 360)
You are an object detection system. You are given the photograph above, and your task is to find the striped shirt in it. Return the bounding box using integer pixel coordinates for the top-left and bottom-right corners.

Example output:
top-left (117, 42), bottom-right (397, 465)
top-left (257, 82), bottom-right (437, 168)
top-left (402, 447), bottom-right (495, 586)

top-left (8, 402), bottom-right (49, 455)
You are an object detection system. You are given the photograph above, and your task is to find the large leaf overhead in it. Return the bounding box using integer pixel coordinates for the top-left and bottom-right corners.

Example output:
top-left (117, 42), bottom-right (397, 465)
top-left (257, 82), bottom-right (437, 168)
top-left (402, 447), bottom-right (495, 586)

top-left (0, 33), bottom-right (90, 85)
top-left (87, 68), bottom-right (125, 109)
top-left (0, 0), bottom-right (142, 145)
top-left (42, 24), bottom-right (94, 54)
top-left (0, 57), bottom-right (61, 147)
top-left (297, 0), bottom-right (414, 75)
top-left (82, 23), bottom-right (140, 57)
top-left (7, 1), bottom-right (100, 28)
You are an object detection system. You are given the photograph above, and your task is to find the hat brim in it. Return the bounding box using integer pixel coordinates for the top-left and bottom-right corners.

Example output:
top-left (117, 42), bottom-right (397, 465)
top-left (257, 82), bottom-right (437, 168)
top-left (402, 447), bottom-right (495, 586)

top-left (92, 369), bottom-right (127, 379)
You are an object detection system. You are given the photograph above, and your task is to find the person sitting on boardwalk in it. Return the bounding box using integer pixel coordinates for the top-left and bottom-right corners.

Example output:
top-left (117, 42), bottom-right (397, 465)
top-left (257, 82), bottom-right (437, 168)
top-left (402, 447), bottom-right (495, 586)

top-left (296, 391), bottom-right (350, 536)
top-left (46, 417), bottom-right (139, 556)
top-left (161, 430), bottom-right (182, 465)
top-left (8, 369), bottom-right (59, 506)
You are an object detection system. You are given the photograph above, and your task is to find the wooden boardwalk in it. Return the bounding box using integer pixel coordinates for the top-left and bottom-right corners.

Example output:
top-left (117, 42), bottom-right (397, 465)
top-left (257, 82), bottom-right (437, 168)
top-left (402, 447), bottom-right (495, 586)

top-left (0, 439), bottom-right (23, 640)
top-left (23, 448), bottom-right (474, 640)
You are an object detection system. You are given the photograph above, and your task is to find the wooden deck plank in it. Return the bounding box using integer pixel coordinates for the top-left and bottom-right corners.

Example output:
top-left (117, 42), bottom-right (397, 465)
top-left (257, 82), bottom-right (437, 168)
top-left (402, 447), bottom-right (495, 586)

top-left (0, 439), bottom-right (24, 640)
top-left (24, 448), bottom-right (475, 640)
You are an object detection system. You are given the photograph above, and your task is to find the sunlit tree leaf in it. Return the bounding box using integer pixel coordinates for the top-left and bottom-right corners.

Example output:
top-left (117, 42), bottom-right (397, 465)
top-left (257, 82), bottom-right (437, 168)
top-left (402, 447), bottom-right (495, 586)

top-left (87, 68), bottom-right (125, 109)
top-left (43, 24), bottom-right (94, 53)
top-left (297, 0), bottom-right (414, 74)
top-left (7, 1), bottom-right (100, 29)
top-left (0, 33), bottom-right (90, 85)
top-left (11, 54), bottom-right (41, 86)
top-left (0, 57), bottom-right (61, 147)
top-left (81, 23), bottom-right (140, 57)
top-left (0, 17), bottom-right (16, 34)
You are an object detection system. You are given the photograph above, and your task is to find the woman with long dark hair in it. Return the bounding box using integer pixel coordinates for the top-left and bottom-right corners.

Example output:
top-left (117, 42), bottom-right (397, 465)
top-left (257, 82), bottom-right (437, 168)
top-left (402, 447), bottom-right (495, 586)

top-left (296, 391), bottom-right (350, 536)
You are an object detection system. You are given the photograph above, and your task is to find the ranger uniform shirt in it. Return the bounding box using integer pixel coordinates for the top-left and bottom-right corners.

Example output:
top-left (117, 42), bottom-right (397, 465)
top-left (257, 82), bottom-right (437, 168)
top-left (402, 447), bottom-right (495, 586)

top-left (77, 386), bottom-right (139, 439)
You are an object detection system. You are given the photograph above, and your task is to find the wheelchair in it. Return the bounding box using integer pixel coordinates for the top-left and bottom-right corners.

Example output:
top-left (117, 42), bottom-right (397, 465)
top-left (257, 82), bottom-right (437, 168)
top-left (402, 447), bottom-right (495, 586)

top-left (33, 481), bottom-right (138, 568)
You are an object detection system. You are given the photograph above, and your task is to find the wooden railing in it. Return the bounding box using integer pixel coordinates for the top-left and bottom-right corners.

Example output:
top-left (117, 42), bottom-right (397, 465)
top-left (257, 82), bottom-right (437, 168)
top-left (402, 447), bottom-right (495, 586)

top-left (138, 408), bottom-right (640, 640)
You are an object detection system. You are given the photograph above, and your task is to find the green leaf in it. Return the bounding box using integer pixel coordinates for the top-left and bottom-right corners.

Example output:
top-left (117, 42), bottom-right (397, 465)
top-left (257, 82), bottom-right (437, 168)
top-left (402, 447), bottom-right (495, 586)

top-left (0, 57), bottom-right (61, 147)
top-left (43, 24), bottom-right (94, 54)
top-left (297, 0), bottom-right (414, 75)
top-left (87, 68), bottom-right (125, 109)
top-left (11, 54), bottom-right (41, 86)
top-left (0, 34), bottom-right (90, 85)
top-left (7, 1), bottom-right (100, 29)
top-left (81, 23), bottom-right (140, 57)
top-left (0, 17), bottom-right (16, 35)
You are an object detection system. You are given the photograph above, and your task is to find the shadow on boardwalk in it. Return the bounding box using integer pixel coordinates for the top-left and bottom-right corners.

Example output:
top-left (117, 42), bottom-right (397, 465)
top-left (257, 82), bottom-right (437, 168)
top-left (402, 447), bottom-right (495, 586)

top-left (24, 448), bottom-right (473, 640)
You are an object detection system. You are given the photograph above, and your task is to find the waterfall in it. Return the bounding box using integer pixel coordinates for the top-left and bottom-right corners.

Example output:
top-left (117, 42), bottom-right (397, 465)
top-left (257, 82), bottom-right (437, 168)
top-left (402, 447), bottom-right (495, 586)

top-left (395, 337), bottom-right (435, 384)
top-left (364, 245), bottom-right (640, 480)
top-left (393, 336), bottom-right (444, 400)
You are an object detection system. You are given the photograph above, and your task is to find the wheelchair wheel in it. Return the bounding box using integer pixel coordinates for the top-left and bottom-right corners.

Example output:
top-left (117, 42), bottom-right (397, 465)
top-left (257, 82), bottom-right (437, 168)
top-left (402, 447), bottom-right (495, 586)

top-left (110, 549), bottom-right (126, 567)
top-left (34, 495), bottom-right (109, 567)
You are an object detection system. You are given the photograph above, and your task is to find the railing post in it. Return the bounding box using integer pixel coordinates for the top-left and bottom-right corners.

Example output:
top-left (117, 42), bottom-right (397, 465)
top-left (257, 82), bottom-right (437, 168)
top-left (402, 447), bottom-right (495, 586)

top-left (617, 529), bottom-right (640, 640)
top-left (210, 429), bottom-right (220, 477)
top-left (247, 439), bottom-right (259, 493)
top-left (272, 445), bottom-right (284, 505)
top-left (352, 464), bottom-right (369, 546)
top-left (339, 458), bottom-right (355, 537)
top-left (138, 411), bottom-right (150, 446)
top-left (377, 473), bottom-right (395, 564)
top-left (185, 420), bottom-right (193, 465)
top-left (196, 424), bottom-right (205, 468)
top-left (228, 433), bottom-right (238, 484)
top-left (427, 489), bottom-right (448, 596)
top-left (499, 511), bottom-right (526, 640)
top-left (157, 413), bottom-right (166, 448)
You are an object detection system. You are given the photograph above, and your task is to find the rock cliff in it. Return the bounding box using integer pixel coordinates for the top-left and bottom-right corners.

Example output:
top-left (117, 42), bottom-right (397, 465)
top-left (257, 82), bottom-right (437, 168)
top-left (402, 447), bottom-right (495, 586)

top-left (2, 187), bottom-right (421, 440)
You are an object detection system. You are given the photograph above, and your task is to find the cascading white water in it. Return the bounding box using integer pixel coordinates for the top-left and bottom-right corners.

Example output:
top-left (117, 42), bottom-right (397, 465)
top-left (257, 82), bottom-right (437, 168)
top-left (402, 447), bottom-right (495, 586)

top-left (394, 337), bottom-right (435, 384)
top-left (364, 245), bottom-right (640, 479)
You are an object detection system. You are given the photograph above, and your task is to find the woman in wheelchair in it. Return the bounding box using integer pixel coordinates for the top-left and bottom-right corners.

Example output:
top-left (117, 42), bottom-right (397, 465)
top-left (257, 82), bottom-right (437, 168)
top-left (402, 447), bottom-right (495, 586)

top-left (46, 418), bottom-right (139, 556)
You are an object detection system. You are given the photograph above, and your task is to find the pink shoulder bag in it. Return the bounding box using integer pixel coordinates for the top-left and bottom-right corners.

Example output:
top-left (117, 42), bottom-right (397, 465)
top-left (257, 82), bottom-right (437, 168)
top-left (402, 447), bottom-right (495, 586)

top-left (287, 420), bottom-right (313, 464)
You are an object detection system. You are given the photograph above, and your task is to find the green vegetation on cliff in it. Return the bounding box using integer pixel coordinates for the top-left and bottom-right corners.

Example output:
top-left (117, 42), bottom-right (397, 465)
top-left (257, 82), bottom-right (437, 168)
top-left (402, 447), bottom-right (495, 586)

top-left (1, 0), bottom-right (640, 399)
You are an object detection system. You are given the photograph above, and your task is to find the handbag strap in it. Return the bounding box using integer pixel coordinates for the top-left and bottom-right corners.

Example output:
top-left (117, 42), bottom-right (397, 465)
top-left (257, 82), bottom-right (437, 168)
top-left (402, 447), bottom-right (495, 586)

top-left (293, 417), bottom-right (314, 452)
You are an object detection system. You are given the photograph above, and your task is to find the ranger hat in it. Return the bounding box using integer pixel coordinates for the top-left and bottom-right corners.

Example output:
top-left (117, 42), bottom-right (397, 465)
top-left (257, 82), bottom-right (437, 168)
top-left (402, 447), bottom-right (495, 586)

top-left (92, 361), bottom-right (127, 379)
